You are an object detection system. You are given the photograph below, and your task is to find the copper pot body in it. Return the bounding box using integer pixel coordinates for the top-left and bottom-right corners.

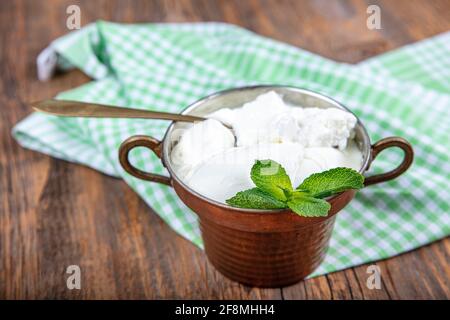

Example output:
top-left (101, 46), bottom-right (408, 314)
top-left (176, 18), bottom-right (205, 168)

top-left (119, 86), bottom-right (414, 287)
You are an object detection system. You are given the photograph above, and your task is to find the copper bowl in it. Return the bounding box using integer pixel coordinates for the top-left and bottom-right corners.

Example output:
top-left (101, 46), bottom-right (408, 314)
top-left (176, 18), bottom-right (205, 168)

top-left (118, 86), bottom-right (413, 287)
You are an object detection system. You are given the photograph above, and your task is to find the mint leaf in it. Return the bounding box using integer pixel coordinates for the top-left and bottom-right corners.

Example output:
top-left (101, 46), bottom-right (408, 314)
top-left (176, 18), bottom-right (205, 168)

top-left (226, 188), bottom-right (288, 209)
top-left (250, 160), bottom-right (292, 201)
top-left (287, 192), bottom-right (331, 217)
top-left (296, 167), bottom-right (364, 199)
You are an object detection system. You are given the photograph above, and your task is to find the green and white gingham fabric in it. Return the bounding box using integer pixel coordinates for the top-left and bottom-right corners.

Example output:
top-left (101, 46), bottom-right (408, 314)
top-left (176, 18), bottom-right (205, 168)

top-left (13, 21), bottom-right (450, 277)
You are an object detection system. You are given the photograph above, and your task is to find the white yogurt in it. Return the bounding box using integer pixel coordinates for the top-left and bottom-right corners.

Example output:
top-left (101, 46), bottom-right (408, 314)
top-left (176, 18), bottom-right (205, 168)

top-left (209, 91), bottom-right (356, 150)
top-left (170, 91), bottom-right (363, 204)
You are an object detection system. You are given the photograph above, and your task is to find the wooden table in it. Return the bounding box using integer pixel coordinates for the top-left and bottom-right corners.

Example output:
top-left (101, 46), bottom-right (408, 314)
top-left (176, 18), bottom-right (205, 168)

top-left (1, 0), bottom-right (449, 299)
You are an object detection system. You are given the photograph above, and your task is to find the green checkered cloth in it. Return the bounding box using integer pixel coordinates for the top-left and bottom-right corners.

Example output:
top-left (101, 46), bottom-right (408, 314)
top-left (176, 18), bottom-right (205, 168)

top-left (13, 21), bottom-right (450, 277)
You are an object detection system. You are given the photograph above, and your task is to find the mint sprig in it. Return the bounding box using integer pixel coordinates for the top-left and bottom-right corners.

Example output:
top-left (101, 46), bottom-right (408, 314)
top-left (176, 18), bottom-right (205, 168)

top-left (226, 160), bottom-right (364, 217)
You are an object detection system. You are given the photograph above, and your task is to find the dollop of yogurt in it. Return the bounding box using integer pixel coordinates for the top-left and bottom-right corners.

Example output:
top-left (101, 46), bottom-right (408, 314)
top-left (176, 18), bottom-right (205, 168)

top-left (170, 118), bottom-right (235, 179)
top-left (170, 91), bottom-right (363, 204)
top-left (209, 91), bottom-right (356, 150)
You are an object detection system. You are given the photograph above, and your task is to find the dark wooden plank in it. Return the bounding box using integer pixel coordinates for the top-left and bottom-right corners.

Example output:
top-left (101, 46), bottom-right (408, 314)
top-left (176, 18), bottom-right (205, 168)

top-left (0, 0), bottom-right (449, 299)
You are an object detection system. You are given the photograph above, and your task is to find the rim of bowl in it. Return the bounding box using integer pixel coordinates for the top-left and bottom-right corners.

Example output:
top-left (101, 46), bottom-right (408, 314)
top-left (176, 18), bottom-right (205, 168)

top-left (162, 85), bottom-right (372, 214)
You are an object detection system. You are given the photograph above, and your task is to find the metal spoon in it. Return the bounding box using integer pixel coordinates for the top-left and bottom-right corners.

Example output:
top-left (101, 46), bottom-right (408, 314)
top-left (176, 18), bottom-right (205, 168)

top-left (31, 99), bottom-right (207, 123)
top-left (31, 99), bottom-right (237, 145)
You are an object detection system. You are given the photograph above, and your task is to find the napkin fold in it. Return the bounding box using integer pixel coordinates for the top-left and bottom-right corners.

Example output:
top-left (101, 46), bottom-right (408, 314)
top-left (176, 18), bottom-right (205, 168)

top-left (13, 21), bottom-right (450, 277)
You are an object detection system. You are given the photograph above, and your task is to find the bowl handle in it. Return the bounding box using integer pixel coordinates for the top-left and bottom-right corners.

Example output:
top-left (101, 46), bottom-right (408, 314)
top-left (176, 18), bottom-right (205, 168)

top-left (118, 135), bottom-right (172, 186)
top-left (364, 136), bottom-right (414, 186)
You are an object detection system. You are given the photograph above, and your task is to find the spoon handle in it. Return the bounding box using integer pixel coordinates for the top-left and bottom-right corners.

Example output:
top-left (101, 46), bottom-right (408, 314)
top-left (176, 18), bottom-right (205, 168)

top-left (31, 99), bottom-right (205, 123)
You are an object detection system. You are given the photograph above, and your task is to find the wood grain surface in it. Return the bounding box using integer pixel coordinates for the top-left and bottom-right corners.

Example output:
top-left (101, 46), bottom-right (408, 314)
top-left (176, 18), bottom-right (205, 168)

top-left (0, 0), bottom-right (449, 299)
